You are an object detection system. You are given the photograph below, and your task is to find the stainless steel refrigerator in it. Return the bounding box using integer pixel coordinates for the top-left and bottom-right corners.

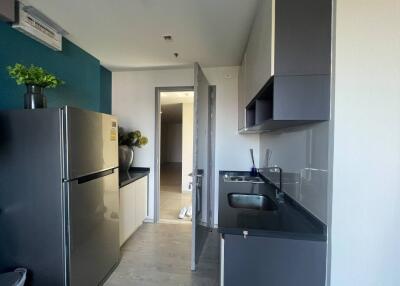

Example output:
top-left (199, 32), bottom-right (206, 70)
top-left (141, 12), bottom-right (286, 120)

top-left (0, 107), bottom-right (120, 285)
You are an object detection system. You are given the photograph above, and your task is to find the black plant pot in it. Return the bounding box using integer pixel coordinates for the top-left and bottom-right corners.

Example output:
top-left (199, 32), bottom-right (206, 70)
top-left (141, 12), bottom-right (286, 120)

top-left (24, 84), bottom-right (47, 109)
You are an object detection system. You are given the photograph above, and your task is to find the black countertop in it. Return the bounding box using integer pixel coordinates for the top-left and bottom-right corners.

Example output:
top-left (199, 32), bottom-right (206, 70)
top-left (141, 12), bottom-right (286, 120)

top-left (218, 171), bottom-right (327, 241)
top-left (119, 167), bottom-right (150, 188)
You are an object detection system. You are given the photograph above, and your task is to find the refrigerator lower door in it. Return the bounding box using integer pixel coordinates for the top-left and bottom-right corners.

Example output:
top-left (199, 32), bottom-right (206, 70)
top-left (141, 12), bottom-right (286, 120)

top-left (66, 169), bottom-right (119, 286)
top-left (64, 107), bottom-right (119, 180)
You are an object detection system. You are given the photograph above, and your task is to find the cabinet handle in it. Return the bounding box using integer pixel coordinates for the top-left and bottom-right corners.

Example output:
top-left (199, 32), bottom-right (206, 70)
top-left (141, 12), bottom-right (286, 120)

top-left (243, 230), bottom-right (248, 239)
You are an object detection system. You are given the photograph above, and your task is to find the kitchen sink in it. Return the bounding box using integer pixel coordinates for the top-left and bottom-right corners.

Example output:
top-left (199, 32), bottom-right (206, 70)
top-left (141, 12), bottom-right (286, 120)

top-left (223, 175), bottom-right (264, 184)
top-left (228, 193), bottom-right (278, 211)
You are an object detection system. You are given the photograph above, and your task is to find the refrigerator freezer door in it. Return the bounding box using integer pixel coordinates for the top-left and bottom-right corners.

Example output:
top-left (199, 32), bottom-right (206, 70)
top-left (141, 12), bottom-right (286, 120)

top-left (67, 169), bottom-right (119, 286)
top-left (64, 107), bottom-right (118, 180)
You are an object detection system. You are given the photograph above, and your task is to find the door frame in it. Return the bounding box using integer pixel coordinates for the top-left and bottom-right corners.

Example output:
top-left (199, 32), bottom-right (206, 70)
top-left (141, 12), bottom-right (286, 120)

top-left (154, 86), bottom-right (194, 223)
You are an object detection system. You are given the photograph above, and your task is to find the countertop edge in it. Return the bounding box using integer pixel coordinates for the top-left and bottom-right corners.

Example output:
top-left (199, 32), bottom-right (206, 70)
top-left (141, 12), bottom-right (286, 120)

top-left (119, 167), bottom-right (150, 188)
top-left (218, 227), bottom-right (327, 242)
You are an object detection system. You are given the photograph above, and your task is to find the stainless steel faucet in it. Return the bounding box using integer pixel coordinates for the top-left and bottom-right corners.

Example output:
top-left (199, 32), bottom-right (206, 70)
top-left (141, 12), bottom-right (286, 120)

top-left (267, 166), bottom-right (284, 203)
top-left (265, 149), bottom-right (272, 168)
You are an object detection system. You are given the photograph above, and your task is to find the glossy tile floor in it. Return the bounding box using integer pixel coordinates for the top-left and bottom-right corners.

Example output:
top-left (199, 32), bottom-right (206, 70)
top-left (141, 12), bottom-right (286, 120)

top-left (160, 163), bottom-right (192, 223)
top-left (105, 223), bottom-right (220, 286)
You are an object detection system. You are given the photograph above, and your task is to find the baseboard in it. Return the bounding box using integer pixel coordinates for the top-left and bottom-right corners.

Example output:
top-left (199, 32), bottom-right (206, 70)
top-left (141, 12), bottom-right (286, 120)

top-left (144, 218), bottom-right (154, 223)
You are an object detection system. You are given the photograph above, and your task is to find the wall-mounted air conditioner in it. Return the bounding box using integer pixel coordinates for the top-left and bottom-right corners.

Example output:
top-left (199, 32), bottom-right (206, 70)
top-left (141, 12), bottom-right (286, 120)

top-left (12, 2), bottom-right (67, 51)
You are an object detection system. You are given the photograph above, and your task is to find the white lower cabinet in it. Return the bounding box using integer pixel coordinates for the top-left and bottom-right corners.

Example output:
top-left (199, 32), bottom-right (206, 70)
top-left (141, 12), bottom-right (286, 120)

top-left (135, 177), bottom-right (148, 227)
top-left (119, 176), bottom-right (148, 246)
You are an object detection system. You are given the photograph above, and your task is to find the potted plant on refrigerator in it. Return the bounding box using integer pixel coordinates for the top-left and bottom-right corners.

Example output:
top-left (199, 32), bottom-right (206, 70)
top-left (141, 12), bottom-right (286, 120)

top-left (7, 63), bottom-right (64, 109)
top-left (118, 127), bottom-right (148, 171)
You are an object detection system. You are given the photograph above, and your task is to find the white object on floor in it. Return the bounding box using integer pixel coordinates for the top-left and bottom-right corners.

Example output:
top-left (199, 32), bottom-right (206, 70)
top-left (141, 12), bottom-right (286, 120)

top-left (186, 206), bottom-right (192, 217)
top-left (178, 207), bottom-right (187, 219)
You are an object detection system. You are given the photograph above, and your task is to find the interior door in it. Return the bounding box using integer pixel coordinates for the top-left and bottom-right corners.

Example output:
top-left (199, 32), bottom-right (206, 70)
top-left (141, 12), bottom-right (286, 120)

top-left (191, 63), bottom-right (213, 270)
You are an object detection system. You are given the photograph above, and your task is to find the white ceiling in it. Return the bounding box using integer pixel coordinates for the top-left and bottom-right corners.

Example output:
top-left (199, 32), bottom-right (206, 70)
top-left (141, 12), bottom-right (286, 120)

top-left (29, 0), bottom-right (259, 70)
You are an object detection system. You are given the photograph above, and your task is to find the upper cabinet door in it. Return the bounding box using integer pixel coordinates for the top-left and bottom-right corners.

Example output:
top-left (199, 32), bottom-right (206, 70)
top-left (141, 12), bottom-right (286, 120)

top-left (274, 0), bottom-right (332, 76)
top-left (244, 0), bottom-right (275, 105)
top-left (238, 54), bottom-right (247, 130)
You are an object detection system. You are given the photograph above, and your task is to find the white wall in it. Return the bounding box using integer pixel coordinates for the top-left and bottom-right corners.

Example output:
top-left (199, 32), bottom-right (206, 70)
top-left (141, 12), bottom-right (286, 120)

top-left (203, 67), bottom-right (260, 226)
top-left (329, 1), bottom-right (400, 285)
top-left (112, 66), bottom-right (259, 223)
top-left (112, 68), bottom-right (194, 221)
top-left (182, 102), bottom-right (194, 192)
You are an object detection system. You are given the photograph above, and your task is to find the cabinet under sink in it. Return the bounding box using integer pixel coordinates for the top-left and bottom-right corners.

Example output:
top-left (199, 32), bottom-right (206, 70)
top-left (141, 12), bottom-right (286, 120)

top-left (221, 234), bottom-right (326, 286)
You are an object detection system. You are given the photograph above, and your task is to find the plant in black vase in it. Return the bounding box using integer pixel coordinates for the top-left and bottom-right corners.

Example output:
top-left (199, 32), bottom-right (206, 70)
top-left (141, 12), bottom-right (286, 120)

top-left (118, 127), bottom-right (148, 171)
top-left (7, 63), bottom-right (64, 109)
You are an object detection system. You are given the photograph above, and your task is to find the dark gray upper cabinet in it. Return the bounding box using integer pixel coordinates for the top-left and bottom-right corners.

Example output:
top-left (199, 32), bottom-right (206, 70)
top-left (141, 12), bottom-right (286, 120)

top-left (245, 0), bottom-right (274, 103)
top-left (0, 0), bottom-right (15, 22)
top-left (273, 75), bottom-right (330, 120)
top-left (239, 0), bottom-right (274, 113)
top-left (238, 56), bottom-right (247, 130)
top-left (238, 0), bottom-right (332, 132)
top-left (274, 0), bottom-right (332, 76)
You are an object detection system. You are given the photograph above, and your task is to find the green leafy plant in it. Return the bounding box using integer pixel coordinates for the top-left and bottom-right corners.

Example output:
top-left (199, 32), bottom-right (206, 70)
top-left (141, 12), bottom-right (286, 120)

top-left (7, 63), bottom-right (64, 88)
top-left (119, 127), bottom-right (148, 148)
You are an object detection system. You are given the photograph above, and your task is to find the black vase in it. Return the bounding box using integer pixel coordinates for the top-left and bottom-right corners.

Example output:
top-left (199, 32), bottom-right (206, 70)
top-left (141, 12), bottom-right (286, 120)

top-left (24, 84), bottom-right (47, 109)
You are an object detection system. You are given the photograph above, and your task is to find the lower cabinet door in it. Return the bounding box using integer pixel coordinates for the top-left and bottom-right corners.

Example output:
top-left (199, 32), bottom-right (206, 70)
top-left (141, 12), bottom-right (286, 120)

top-left (135, 177), bottom-right (148, 228)
top-left (224, 234), bottom-right (326, 286)
top-left (119, 176), bottom-right (148, 246)
top-left (119, 183), bottom-right (136, 246)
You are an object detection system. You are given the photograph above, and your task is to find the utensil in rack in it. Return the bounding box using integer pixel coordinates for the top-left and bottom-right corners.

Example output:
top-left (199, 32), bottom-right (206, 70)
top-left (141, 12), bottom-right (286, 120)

top-left (250, 148), bottom-right (258, 176)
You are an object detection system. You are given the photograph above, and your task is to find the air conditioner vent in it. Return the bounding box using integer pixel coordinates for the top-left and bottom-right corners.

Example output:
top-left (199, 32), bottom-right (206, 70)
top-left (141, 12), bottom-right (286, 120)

top-left (13, 2), bottom-right (64, 51)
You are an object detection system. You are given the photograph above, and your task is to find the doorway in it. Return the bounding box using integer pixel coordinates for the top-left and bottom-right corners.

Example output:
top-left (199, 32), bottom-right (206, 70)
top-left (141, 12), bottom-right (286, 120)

top-left (153, 76), bottom-right (218, 276)
top-left (155, 87), bottom-right (195, 224)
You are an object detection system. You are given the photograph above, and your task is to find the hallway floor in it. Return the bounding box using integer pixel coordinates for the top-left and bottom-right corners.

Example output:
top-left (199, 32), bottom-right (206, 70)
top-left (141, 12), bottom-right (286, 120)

top-left (160, 163), bottom-right (192, 223)
top-left (105, 223), bottom-right (220, 286)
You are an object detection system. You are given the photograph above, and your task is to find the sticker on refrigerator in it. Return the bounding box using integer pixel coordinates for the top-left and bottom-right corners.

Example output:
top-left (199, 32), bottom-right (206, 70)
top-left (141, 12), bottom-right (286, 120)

top-left (110, 128), bottom-right (117, 141)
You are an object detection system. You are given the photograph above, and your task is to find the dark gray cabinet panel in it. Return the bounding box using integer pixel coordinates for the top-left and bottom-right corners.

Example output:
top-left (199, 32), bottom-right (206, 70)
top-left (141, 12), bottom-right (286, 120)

top-left (0, 0), bottom-right (15, 22)
top-left (238, 61), bottom-right (246, 130)
top-left (245, 0), bottom-right (274, 101)
top-left (273, 75), bottom-right (331, 120)
top-left (275, 0), bottom-right (332, 76)
top-left (242, 74), bottom-right (330, 132)
top-left (224, 234), bottom-right (326, 286)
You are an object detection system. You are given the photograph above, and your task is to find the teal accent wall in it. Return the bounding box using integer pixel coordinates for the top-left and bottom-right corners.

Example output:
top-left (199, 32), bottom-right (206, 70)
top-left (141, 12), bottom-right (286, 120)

top-left (0, 21), bottom-right (111, 113)
top-left (100, 66), bottom-right (112, 114)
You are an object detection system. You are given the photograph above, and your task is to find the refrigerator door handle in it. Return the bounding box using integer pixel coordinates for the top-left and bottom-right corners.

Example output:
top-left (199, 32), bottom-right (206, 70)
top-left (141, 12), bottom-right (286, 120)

top-left (77, 169), bottom-right (115, 184)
